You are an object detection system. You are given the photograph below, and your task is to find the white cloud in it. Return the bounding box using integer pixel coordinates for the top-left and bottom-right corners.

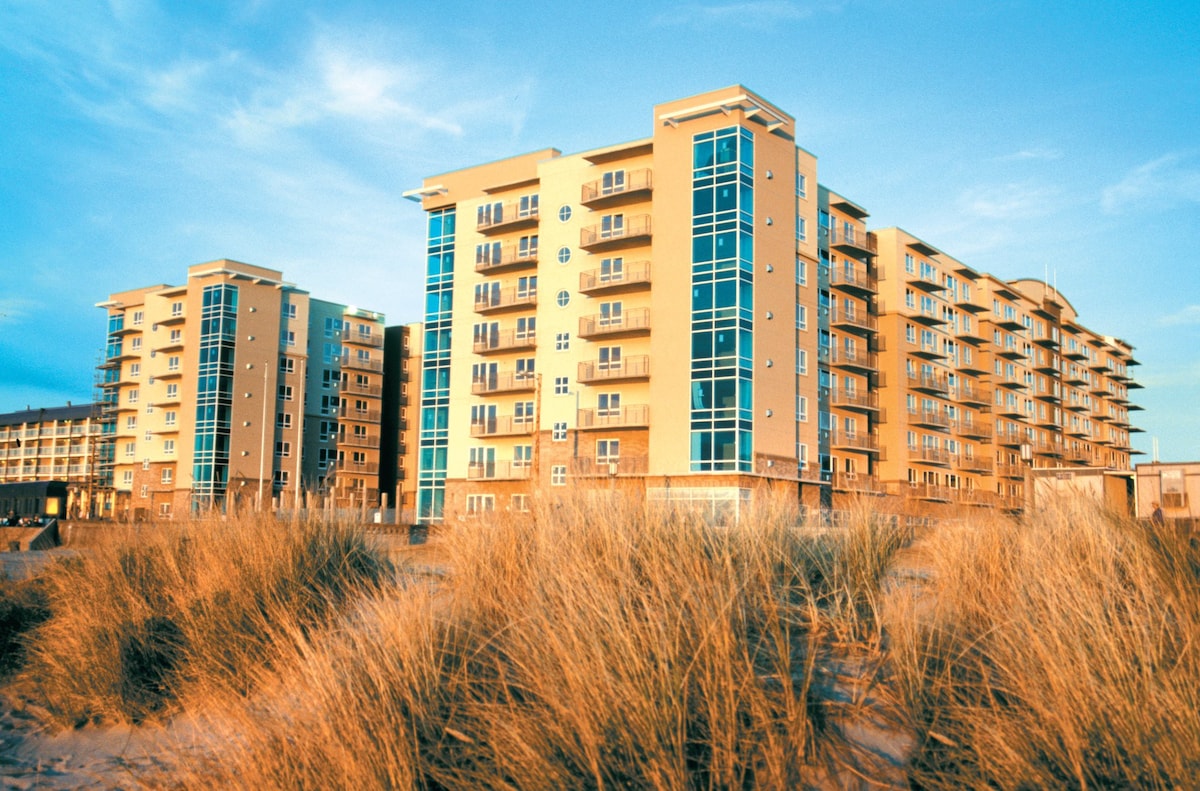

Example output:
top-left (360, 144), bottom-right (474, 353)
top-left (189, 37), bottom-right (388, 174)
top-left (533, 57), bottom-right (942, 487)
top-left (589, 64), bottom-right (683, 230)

top-left (999, 147), bottom-right (1062, 162)
top-left (957, 181), bottom-right (1058, 221)
top-left (1158, 305), bottom-right (1200, 327)
top-left (653, 1), bottom-right (815, 28)
top-left (0, 298), bottom-right (33, 324)
top-left (1101, 153), bottom-right (1200, 214)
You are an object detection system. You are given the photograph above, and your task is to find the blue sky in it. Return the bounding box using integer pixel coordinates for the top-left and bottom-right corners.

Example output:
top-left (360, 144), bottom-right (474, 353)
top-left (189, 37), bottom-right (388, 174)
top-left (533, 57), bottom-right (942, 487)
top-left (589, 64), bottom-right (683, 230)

top-left (1, 0), bottom-right (1198, 461)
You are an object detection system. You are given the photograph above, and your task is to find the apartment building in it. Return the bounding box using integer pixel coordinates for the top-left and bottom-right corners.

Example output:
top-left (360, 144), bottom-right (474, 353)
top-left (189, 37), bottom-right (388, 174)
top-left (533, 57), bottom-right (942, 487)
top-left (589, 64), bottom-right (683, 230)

top-left (0, 403), bottom-right (114, 517)
top-left (404, 85), bottom-right (1140, 522)
top-left (96, 260), bottom-right (389, 517)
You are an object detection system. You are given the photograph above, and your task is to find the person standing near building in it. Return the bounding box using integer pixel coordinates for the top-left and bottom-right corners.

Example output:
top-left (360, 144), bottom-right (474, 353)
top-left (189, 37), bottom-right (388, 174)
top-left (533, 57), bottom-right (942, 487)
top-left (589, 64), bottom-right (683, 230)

top-left (1151, 501), bottom-right (1165, 527)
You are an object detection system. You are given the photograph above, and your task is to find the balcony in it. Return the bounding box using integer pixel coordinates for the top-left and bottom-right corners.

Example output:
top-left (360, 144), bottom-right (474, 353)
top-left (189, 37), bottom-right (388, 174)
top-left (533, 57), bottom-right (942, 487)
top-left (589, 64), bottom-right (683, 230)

top-left (580, 168), bottom-right (653, 206)
top-left (476, 199), bottom-right (539, 234)
top-left (474, 287), bottom-right (538, 315)
top-left (912, 306), bottom-right (948, 327)
top-left (578, 355), bottom-right (650, 384)
top-left (827, 430), bottom-right (882, 455)
top-left (467, 461), bottom-right (532, 481)
top-left (827, 227), bottom-right (877, 258)
top-left (343, 332), bottom-right (384, 348)
top-left (832, 473), bottom-right (885, 494)
top-left (471, 371), bottom-right (537, 395)
top-left (907, 372), bottom-right (950, 396)
top-left (570, 456), bottom-right (648, 477)
top-left (755, 457), bottom-right (823, 483)
top-left (955, 421), bottom-right (993, 441)
top-left (958, 455), bottom-right (994, 474)
top-left (955, 382), bottom-right (992, 407)
top-left (904, 482), bottom-right (957, 502)
top-left (341, 355), bottom-right (383, 373)
top-left (334, 459), bottom-right (380, 475)
top-left (338, 406), bottom-right (381, 424)
top-left (578, 308), bottom-right (651, 340)
top-left (996, 429), bottom-right (1024, 447)
top-left (1063, 447), bottom-right (1093, 465)
top-left (827, 306), bottom-right (878, 335)
top-left (828, 390), bottom-right (879, 413)
top-left (828, 263), bottom-right (877, 296)
top-left (908, 408), bottom-right (951, 431)
top-left (338, 434), bottom-right (381, 449)
top-left (474, 245), bottom-right (539, 275)
top-left (577, 404), bottom-right (650, 430)
top-left (907, 273), bottom-right (946, 295)
top-left (470, 416), bottom-right (535, 438)
top-left (342, 381), bottom-right (383, 397)
top-left (580, 214), bottom-right (652, 250)
top-left (473, 330), bottom-right (537, 355)
top-left (579, 260), bottom-right (651, 295)
top-left (910, 446), bottom-right (952, 466)
top-left (827, 347), bottom-right (878, 374)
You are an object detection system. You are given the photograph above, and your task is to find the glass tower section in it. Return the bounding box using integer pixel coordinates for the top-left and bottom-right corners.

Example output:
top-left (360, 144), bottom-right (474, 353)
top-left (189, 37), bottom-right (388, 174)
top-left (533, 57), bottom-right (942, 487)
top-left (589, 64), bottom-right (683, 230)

top-left (192, 284), bottom-right (237, 507)
top-left (690, 126), bottom-right (754, 472)
top-left (417, 207), bottom-right (455, 521)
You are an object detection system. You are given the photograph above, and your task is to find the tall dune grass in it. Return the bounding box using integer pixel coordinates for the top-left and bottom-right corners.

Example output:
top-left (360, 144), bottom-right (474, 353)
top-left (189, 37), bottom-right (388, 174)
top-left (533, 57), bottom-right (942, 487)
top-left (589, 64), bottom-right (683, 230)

top-left (184, 492), bottom-right (909, 789)
top-left (28, 511), bottom-right (390, 724)
top-left (886, 496), bottom-right (1200, 789)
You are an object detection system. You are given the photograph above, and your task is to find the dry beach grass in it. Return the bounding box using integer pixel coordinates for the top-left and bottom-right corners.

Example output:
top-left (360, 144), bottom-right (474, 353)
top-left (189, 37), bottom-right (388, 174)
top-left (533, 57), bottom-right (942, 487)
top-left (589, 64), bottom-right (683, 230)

top-left (0, 492), bottom-right (1196, 788)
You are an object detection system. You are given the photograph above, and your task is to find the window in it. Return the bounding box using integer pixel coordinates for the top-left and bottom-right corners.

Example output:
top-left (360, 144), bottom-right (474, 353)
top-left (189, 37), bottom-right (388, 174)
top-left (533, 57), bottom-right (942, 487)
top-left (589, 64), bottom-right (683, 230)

top-left (284, 302), bottom-right (297, 319)
top-left (597, 393), bottom-right (621, 416)
top-left (125, 441), bottom-right (136, 458)
top-left (122, 470), bottom-right (133, 485)
top-left (797, 173), bottom-right (807, 199)
top-left (279, 385), bottom-right (293, 401)
top-left (797, 216), bottom-right (807, 242)
top-left (132, 310), bottom-right (144, 326)
top-left (324, 316), bottom-right (340, 338)
top-left (797, 259), bottom-right (807, 286)
top-left (556, 290), bottom-right (570, 307)
top-left (551, 465), bottom-right (567, 486)
top-left (282, 330), bottom-right (296, 347)
top-left (161, 468), bottom-right (173, 484)
top-left (169, 329), bottom-right (182, 344)
top-left (601, 169), bottom-right (626, 195)
top-left (164, 439), bottom-right (175, 455)
top-left (600, 213), bottom-right (624, 239)
top-left (554, 377), bottom-right (569, 395)
top-left (165, 384), bottom-right (178, 399)
top-left (797, 305), bottom-right (807, 331)
top-left (519, 193), bottom-right (539, 218)
top-left (131, 337), bottom-right (142, 351)
top-left (553, 422), bottom-right (567, 441)
top-left (466, 494), bottom-right (495, 514)
top-left (276, 441), bottom-right (291, 457)
top-left (130, 362), bottom-right (141, 378)
top-left (599, 346), bottom-right (622, 371)
top-left (513, 445), bottom-right (532, 468)
top-left (167, 355), bottom-right (180, 372)
top-left (280, 358), bottom-right (295, 374)
top-left (273, 470), bottom-right (289, 487)
top-left (557, 246), bottom-right (571, 264)
top-left (518, 234), bottom-right (539, 258)
top-left (170, 301), bottom-right (183, 317)
top-left (599, 301), bottom-right (623, 327)
top-left (555, 332), bottom-right (570, 351)
top-left (126, 415), bottom-right (137, 430)
top-left (515, 316), bottom-right (536, 341)
top-left (558, 205), bottom-right (572, 223)
top-left (597, 439), bottom-right (620, 465)
top-left (277, 412), bottom-right (292, 429)
top-left (514, 401), bottom-right (535, 425)
top-left (128, 389), bottom-right (139, 404)
top-left (139, 485), bottom-right (148, 498)
top-left (511, 494), bottom-right (530, 512)
top-left (796, 348), bottom-right (807, 375)
top-left (797, 396), bottom-right (808, 422)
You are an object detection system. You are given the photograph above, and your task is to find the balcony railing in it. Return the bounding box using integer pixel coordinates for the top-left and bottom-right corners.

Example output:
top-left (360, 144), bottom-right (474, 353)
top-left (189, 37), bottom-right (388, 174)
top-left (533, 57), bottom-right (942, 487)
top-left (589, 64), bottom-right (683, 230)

top-left (476, 200), bottom-right (540, 233)
top-left (581, 168), bottom-right (653, 205)
top-left (755, 457), bottom-right (824, 483)
top-left (827, 347), bottom-right (878, 372)
top-left (343, 332), bottom-right (384, 348)
top-left (474, 245), bottom-right (539, 274)
top-left (831, 473), bottom-right (885, 493)
top-left (958, 456), bottom-right (994, 474)
top-left (955, 421), bottom-right (993, 440)
top-left (335, 460), bottom-right (380, 474)
top-left (827, 227), bottom-right (878, 257)
top-left (580, 214), bottom-right (652, 249)
top-left (341, 355), bottom-right (383, 373)
top-left (577, 355), bottom-right (650, 384)
top-left (469, 416), bottom-right (535, 438)
top-left (338, 407), bottom-right (381, 423)
top-left (474, 287), bottom-right (538, 315)
top-left (828, 390), bottom-right (879, 412)
top-left (338, 434), bottom-right (380, 449)
top-left (827, 264), bottom-right (877, 294)
top-left (471, 371), bottom-right (538, 395)
top-left (827, 307), bottom-right (878, 333)
top-left (473, 330), bottom-right (537, 354)
top-left (342, 381), bottom-right (383, 397)
top-left (577, 404), bottom-right (650, 430)
top-left (579, 260), bottom-right (652, 294)
top-left (907, 372), bottom-right (950, 395)
top-left (827, 430), bottom-right (881, 454)
top-left (908, 408), bottom-right (951, 430)
top-left (570, 456), bottom-right (649, 476)
top-left (578, 308), bottom-right (651, 339)
top-left (909, 446), bottom-right (952, 465)
top-left (467, 461), bottom-right (532, 481)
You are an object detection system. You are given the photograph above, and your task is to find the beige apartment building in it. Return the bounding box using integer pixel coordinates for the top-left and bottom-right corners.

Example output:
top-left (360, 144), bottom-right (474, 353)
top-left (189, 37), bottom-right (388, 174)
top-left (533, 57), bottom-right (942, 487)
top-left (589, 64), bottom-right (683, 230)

top-left (0, 403), bottom-right (115, 517)
top-left (404, 85), bottom-right (1140, 522)
top-left (96, 260), bottom-right (389, 518)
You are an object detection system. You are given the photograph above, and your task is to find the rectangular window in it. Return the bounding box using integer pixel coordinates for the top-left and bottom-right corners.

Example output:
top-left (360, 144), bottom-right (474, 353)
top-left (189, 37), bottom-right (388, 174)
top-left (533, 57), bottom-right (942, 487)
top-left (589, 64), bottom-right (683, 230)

top-left (796, 217), bottom-right (807, 242)
top-left (600, 214), bottom-right (625, 239)
top-left (466, 494), bottom-right (495, 514)
top-left (284, 302), bottom-right (297, 319)
top-left (140, 485), bottom-right (148, 498)
top-left (796, 348), bottom-right (807, 375)
top-left (130, 362), bottom-right (140, 378)
top-left (131, 337), bottom-right (142, 351)
top-left (125, 441), bottom-right (136, 458)
top-left (275, 441), bottom-right (291, 457)
top-left (599, 346), bottom-right (622, 371)
top-left (551, 465), bottom-right (567, 486)
top-left (554, 376), bottom-right (569, 395)
top-left (126, 415), bottom-right (137, 430)
top-left (281, 330), bottom-right (296, 347)
top-left (277, 412), bottom-right (292, 429)
top-left (597, 439), bottom-right (620, 465)
top-left (797, 305), bottom-right (807, 331)
top-left (279, 385), bottom-right (293, 401)
top-left (165, 384), bottom-right (178, 399)
top-left (170, 301), bottom-right (183, 317)
top-left (273, 470), bottom-right (289, 487)
top-left (167, 355), bottom-right (180, 372)
top-left (553, 422), bottom-right (567, 441)
top-left (132, 310), bottom-right (144, 326)
top-left (511, 494), bottom-right (530, 513)
top-left (597, 393), bottom-right (621, 416)
top-left (280, 358), bottom-right (295, 374)
top-left (122, 470), bottom-right (133, 485)
top-left (161, 468), bottom-right (173, 484)
top-left (128, 389), bottom-right (139, 404)
top-left (797, 173), bottom-right (807, 199)
top-left (555, 332), bottom-right (570, 351)
top-left (164, 439), bottom-right (175, 455)
top-left (797, 396), bottom-right (808, 422)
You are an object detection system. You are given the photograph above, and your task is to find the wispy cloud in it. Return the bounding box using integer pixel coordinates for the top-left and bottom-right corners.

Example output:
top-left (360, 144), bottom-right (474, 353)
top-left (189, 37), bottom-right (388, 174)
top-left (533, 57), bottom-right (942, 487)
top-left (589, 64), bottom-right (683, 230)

top-left (0, 298), bottom-right (34, 325)
top-left (957, 181), bottom-right (1059, 221)
top-left (999, 147), bottom-right (1062, 162)
top-left (653, 1), bottom-right (816, 28)
top-left (1159, 305), bottom-right (1200, 327)
top-left (1101, 153), bottom-right (1200, 214)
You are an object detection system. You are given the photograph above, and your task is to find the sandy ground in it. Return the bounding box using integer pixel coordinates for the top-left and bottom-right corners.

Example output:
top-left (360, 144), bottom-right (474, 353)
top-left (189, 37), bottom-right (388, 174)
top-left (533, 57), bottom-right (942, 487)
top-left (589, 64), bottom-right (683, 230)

top-left (0, 535), bottom-right (927, 789)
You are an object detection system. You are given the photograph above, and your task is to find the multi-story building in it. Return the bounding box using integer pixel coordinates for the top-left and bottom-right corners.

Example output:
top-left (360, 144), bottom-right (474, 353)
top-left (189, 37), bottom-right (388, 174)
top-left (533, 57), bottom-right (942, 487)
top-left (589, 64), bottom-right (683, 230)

top-left (404, 85), bottom-right (1141, 522)
top-left (96, 260), bottom-right (389, 518)
top-left (0, 403), bottom-right (114, 517)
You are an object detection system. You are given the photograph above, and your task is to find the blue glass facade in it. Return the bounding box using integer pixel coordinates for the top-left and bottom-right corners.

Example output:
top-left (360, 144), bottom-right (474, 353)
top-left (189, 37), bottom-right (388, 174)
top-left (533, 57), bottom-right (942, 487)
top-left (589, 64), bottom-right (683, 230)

top-left (192, 284), bottom-right (238, 505)
top-left (690, 127), bottom-right (754, 472)
top-left (417, 207), bottom-right (455, 521)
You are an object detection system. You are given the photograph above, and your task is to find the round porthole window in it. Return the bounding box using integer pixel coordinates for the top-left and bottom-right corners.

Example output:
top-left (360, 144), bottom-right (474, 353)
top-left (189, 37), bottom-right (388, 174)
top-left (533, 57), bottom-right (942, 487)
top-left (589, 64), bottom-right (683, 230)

top-left (558, 205), bottom-right (572, 222)
top-left (556, 290), bottom-right (570, 307)
top-left (557, 246), bottom-right (572, 264)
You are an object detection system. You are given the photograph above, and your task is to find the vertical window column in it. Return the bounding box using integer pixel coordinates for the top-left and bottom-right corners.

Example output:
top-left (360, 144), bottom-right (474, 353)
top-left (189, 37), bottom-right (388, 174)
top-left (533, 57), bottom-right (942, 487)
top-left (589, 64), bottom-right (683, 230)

top-left (417, 207), bottom-right (455, 522)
